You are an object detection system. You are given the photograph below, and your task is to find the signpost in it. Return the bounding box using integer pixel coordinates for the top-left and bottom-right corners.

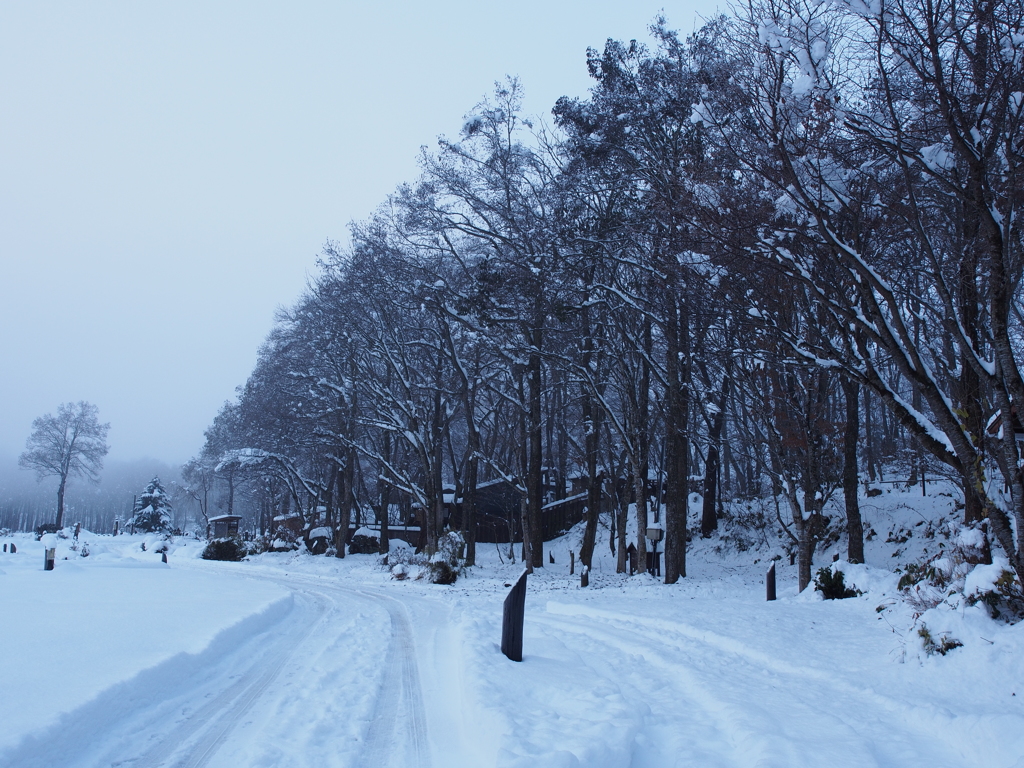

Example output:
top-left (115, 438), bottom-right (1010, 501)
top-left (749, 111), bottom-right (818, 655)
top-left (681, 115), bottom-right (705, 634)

top-left (501, 569), bottom-right (527, 662)
top-left (646, 524), bottom-right (663, 577)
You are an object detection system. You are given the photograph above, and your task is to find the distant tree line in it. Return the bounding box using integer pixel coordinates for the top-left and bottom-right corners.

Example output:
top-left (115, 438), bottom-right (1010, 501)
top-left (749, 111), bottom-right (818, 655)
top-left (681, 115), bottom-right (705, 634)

top-left (186, 0), bottom-right (1024, 588)
top-left (1, 457), bottom-right (185, 535)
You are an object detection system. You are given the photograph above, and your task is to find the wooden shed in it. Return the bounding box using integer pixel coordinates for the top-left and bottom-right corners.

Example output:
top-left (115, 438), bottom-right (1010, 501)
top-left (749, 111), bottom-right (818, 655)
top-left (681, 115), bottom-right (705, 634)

top-left (210, 514), bottom-right (242, 538)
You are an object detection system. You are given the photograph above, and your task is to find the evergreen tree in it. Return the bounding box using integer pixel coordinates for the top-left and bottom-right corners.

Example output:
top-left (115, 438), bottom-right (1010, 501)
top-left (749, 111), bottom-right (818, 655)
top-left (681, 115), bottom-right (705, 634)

top-left (129, 477), bottom-right (172, 533)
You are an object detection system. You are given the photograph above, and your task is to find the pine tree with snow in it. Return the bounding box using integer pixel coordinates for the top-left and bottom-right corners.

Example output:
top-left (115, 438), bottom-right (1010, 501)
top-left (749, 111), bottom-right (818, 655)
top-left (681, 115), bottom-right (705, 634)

top-left (129, 477), bottom-right (172, 533)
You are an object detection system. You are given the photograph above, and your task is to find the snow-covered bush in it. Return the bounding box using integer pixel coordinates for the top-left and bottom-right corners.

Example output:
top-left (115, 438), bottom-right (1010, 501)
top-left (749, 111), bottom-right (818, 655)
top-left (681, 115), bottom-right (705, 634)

top-left (304, 526), bottom-right (331, 555)
top-left (385, 539), bottom-right (428, 579)
top-left (429, 530), bottom-right (466, 584)
top-left (268, 522), bottom-right (300, 552)
top-left (897, 523), bottom-right (991, 614)
top-left (814, 565), bottom-right (861, 599)
top-left (348, 527), bottom-right (380, 555)
top-left (244, 536), bottom-right (270, 556)
top-left (964, 558), bottom-right (1024, 623)
top-left (201, 537), bottom-right (246, 561)
top-left (917, 623), bottom-right (963, 656)
top-left (391, 563), bottom-right (410, 580)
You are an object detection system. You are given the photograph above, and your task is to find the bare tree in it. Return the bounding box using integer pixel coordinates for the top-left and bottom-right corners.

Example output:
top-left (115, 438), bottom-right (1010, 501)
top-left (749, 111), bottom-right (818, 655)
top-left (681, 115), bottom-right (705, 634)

top-left (19, 401), bottom-right (110, 530)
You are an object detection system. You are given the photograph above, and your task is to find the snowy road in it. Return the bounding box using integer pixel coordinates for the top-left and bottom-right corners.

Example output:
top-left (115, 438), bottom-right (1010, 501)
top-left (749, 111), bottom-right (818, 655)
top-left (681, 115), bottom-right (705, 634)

top-left (2, 567), bottom-right (467, 768)
top-left (4, 553), bottom-right (1022, 768)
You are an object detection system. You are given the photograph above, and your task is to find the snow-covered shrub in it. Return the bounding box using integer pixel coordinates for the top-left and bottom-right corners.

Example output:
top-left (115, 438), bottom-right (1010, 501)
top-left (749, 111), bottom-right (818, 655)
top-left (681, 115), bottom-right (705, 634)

top-left (897, 523), bottom-right (992, 613)
top-left (201, 537), bottom-right (246, 561)
top-left (429, 561), bottom-right (457, 584)
top-left (964, 558), bottom-right (1024, 623)
top-left (268, 522), bottom-right (300, 552)
top-left (386, 538), bottom-right (424, 563)
top-left (304, 526), bottom-right (331, 555)
top-left (391, 563), bottom-right (409, 580)
top-left (244, 536), bottom-right (269, 556)
top-left (348, 528), bottom-right (380, 555)
top-left (713, 502), bottom-right (771, 553)
top-left (429, 530), bottom-right (466, 584)
top-left (814, 565), bottom-right (861, 599)
top-left (917, 623), bottom-right (962, 656)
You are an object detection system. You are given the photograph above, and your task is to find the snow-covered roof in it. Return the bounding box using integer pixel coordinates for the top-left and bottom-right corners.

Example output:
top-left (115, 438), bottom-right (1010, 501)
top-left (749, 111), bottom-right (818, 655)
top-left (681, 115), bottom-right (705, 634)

top-left (209, 514), bottom-right (242, 523)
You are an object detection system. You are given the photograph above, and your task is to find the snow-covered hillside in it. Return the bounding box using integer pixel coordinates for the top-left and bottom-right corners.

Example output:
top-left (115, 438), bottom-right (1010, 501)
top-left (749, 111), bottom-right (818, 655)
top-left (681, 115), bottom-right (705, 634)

top-left (1, 484), bottom-right (1022, 767)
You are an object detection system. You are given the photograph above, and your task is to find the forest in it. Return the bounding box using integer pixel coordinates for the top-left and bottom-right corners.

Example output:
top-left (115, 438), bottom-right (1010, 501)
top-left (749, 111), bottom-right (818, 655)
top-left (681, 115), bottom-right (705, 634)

top-left (182, 0), bottom-right (1024, 591)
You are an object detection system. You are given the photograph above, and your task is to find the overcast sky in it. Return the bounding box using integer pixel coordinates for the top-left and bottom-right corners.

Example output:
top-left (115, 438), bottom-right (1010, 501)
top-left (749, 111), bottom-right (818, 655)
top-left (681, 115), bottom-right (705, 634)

top-left (1, 0), bottom-right (720, 467)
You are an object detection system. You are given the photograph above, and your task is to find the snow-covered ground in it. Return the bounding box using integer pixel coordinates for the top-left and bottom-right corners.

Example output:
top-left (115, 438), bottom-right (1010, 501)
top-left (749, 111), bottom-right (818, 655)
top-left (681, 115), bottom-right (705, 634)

top-left (1, 485), bottom-right (1022, 767)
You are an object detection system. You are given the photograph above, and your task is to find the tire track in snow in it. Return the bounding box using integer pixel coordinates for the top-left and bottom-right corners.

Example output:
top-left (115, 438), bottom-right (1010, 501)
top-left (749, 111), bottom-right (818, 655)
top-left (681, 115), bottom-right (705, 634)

top-left (353, 590), bottom-right (431, 768)
top-left (219, 572), bottom-right (433, 767)
top-left (537, 608), bottom-right (967, 768)
top-left (534, 611), bottom-right (749, 768)
top-left (119, 589), bottom-right (331, 768)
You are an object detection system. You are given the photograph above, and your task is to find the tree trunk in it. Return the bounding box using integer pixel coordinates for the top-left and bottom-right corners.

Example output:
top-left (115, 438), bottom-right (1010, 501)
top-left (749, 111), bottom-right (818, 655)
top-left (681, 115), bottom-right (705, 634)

top-left (527, 327), bottom-right (544, 568)
top-left (55, 474), bottom-right (67, 529)
top-left (336, 448), bottom-right (357, 558)
top-left (701, 374), bottom-right (730, 537)
top-left (864, 388), bottom-right (877, 483)
top-left (635, 316), bottom-right (652, 572)
top-left (226, 474), bottom-right (235, 516)
top-left (579, 300), bottom-right (601, 570)
top-left (379, 376), bottom-right (392, 556)
top-left (796, 514), bottom-right (818, 592)
top-left (463, 453), bottom-right (478, 566)
top-left (664, 296), bottom-right (690, 583)
top-left (842, 378), bottom-right (864, 564)
top-left (334, 462), bottom-right (347, 558)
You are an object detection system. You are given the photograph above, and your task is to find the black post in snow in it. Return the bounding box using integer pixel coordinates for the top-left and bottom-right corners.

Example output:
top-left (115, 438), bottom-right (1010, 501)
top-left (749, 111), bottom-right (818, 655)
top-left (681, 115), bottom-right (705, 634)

top-left (44, 548), bottom-right (55, 571)
top-left (766, 562), bottom-right (777, 601)
top-left (501, 569), bottom-right (528, 662)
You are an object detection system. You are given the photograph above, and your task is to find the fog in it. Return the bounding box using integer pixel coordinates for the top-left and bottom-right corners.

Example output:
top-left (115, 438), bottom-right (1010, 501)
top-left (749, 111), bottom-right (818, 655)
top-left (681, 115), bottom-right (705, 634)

top-left (0, 455), bottom-right (184, 534)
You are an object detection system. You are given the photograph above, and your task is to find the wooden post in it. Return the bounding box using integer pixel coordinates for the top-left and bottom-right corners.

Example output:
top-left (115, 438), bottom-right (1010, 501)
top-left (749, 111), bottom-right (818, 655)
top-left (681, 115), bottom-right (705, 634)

top-left (10, 543), bottom-right (15, 554)
top-left (626, 543), bottom-right (637, 576)
top-left (570, 550), bottom-right (575, 575)
top-left (44, 548), bottom-right (55, 571)
top-left (161, 552), bottom-right (168, 564)
top-left (581, 565), bottom-right (589, 588)
top-left (767, 562), bottom-right (777, 601)
top-left (3, 543), bottom-right (6, 552)
top-left (501, 569), bottom-right (528, 662)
